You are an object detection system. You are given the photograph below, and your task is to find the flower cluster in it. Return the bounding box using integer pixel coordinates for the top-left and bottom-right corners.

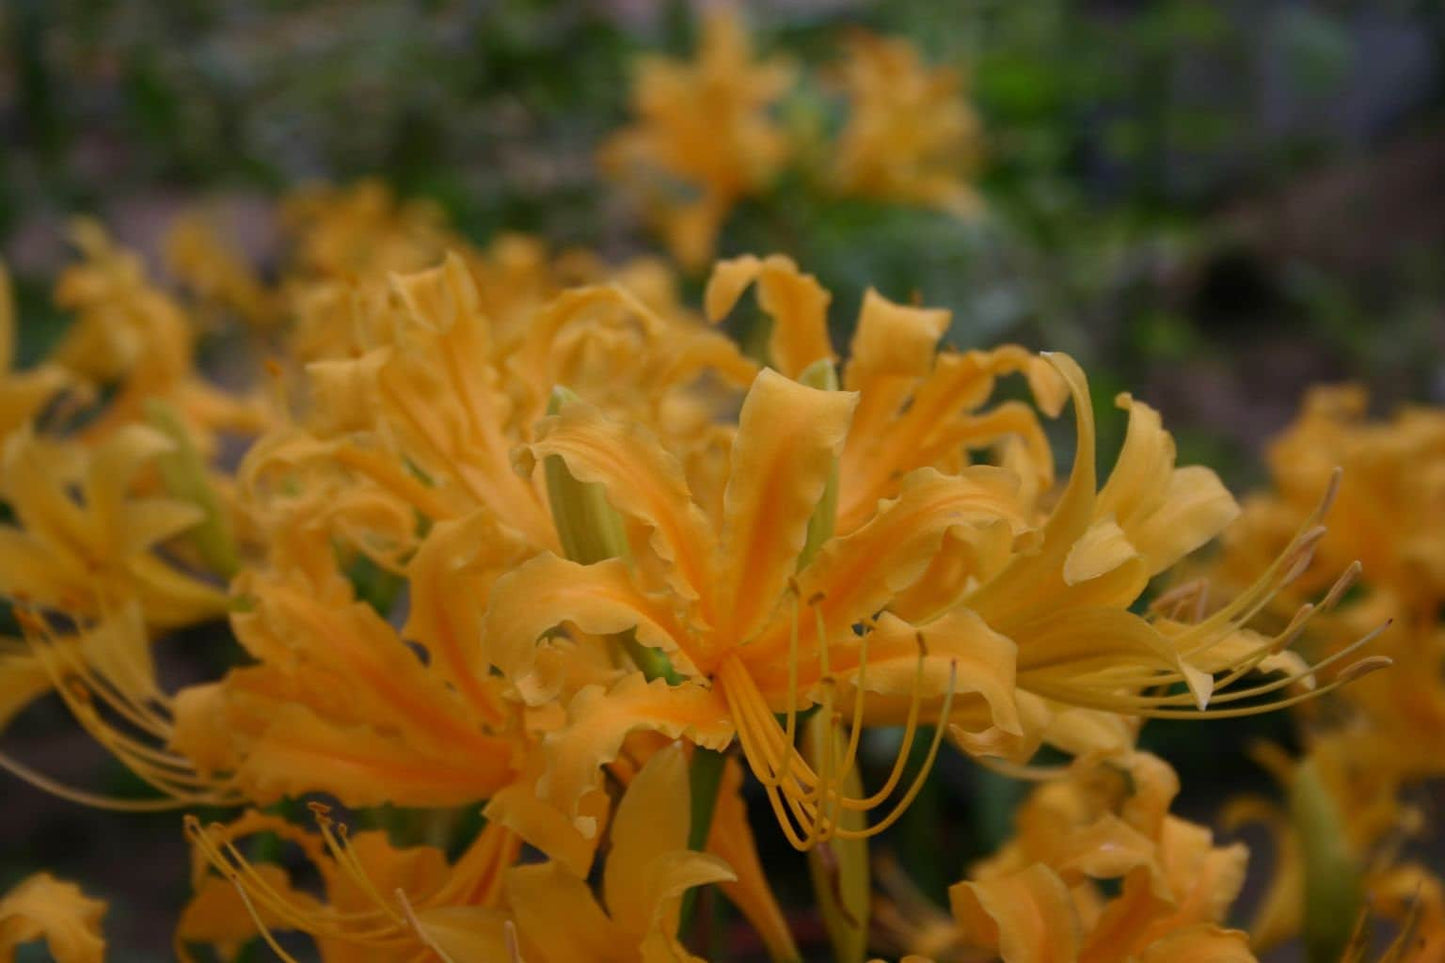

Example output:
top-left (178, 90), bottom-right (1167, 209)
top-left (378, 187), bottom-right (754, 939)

top-left (0, 172), bottom-right (1395, 963)
top-left (1206, 386), bottom-right (1445, 959)
top-left (601, 10), bottom-right (982, 269)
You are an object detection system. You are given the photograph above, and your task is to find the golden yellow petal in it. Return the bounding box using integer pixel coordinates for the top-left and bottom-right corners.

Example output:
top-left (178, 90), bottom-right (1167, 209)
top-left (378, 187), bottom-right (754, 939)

top-left (233, 702), bottom-right (514, 807)
top-left (483, 761), bottom-right (610, 879)
top-left (704, 255), bottom-right (834, 377)
top-left (745, 466), bottom-right (1026, 682)
top-left (707, 756), bottom-right (801, 962)
top-left (1136, 925), bottom-right (1258, 963)
top-left (1063, 518), bottom-right (1141, 586)
top-left (505, 862), bottom-right (631, 962)
top-left (950, 863), bottom-right (1080, 963)
top-left (717, 368), bottom-right (857, 644)
top-left (176, 864), bottom-right (323, 950)
top-left (604, 741), bottom-right (692, 935)
top-left (844, 288), bottom-right (950, 387)
top-left (404, 510), bottom-right (529, 722)
top-left (412, 906), bottom-right (515, 962)
top-left (540, 673), bottom-right (734, 840)
top-left (482, 554), bottom-right (696, 701)
top-left (1096, 396), bottom-right (1239, 576)
top-left (530, 398), bottom-right (718, 608)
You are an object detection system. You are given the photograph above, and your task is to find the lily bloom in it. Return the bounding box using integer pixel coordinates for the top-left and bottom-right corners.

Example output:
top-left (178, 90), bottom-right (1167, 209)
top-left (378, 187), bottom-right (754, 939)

top-left (183, 809), bottom-right (520, 962)
top-left (486, 364), bottom-right (1028, 850)
top-left (0, 873), bottom-right (106, 963)
top-left (182, 743), bottom-right (731, 963)
top-left (50, 221), bottom-right (268, 451)
top-left (831, 32), bottom-right (983, 216)
top-left (950, 753), bottom-right (1257, 963)
top-left (601, 8), bottom-right (793, 268)
top-left (0, 425), bottom-right (228, 628)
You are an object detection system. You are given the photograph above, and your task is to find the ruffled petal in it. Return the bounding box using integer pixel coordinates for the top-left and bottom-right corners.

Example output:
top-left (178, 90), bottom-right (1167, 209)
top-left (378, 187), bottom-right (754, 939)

top-left (844, 288), bottom-right (951, 387)
top-left (541, 673), bottom-right (734, 839)
top-left (1136, 925), bottom-right (1258, 963)
top-left (950, 863), bottom-right (1080, 963)
top-left (744, 465), bottom-right (1027, 677)
top-left (230, 702), bottom-right (514, 807)
top-left (483, 756), bottom-right (611, 879)
top-left (755, 608), bottom-right (1024, 751)
top-left (526, 398), bottom-right (718, 607)
top-left (482, 554), bottom-right (696, 701)
top-left (704, 255), bottom-right (834, 378)
top-left (717, 368), bottom-right (857, 644)
top-left (1095, 395), bottom-right (1239, 577)
top-left (404, 510), bottom-right (529, 722)
top-left (505, 862), bottom-right (631, 962)
top-left (838, 346), bottom-right (1063, 533)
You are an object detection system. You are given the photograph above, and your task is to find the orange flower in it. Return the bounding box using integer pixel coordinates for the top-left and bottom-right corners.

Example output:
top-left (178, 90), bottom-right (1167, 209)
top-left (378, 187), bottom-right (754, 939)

top-left (601, 8), bottom-right (793, 268)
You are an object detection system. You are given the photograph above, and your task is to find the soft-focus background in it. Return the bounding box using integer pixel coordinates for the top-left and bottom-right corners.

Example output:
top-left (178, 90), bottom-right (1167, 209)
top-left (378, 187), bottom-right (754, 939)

top-left (2, 1), bottom-right (1443, 959)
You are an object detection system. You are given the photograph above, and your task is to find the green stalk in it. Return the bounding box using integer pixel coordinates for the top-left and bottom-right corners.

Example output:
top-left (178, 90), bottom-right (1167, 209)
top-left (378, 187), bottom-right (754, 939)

top-left (796, 359), bottom-right (840, 570)
top-left (1292, 756), bottom-right (1363, 963)
top-left (144, 399), bottom-right (239, 579)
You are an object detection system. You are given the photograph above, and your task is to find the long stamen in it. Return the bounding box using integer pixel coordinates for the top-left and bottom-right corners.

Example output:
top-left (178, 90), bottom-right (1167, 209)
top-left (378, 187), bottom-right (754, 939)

top-left (0, 749), bottom-right (196, 811)
top-left (835, 660), bottom-right (957, 840)
top-left (1026, 650), bottom-right (1392, 720)
top-left (841, 633), bottom-right (929, 812)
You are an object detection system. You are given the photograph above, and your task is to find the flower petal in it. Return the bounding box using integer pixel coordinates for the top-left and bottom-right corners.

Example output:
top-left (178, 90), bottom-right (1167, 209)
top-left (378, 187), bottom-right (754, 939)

top-left (482, 554), bottom-right (696, 701)
top-left (604, 741), bottom-right (691, 936)
top-left (0, 873), bottom-right (106, 963)
top-left (704, 255), bottom-right (833, 378)
top-left (745, 465), bottom-right (1027, 680)
top-left (541, 673), bottom-right (734, 839)
top-left (1096, 396), bottom-right (1239, 577)
top-left (718, 368), bottom-right (857, 644)
top-left (706, 756), bottom-right (800, 962)
top-left (527, 398), bottom-right (718, 608)
top-left (483, 758), bottom-right (611, 879)
top-left (506, 862), bottom-right (631, 962)
top-left (950, 863), bottom-right (1080, 963)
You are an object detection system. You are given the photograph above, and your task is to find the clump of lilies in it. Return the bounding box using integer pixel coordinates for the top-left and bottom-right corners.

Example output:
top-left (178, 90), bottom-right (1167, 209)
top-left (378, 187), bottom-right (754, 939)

top-left (1, 14), bottom-right (1440, 963)
top-left (1, 188), bottom-right (1424, 962)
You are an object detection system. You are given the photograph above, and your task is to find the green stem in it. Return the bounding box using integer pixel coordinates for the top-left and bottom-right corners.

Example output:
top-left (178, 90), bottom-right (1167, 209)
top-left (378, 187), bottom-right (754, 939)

top-left (679, 747), bottom-right (727, 937)
top-left (145, 398), bottom-right (239, 579)
top-left (1292, 756), bottom-right (1363, 963)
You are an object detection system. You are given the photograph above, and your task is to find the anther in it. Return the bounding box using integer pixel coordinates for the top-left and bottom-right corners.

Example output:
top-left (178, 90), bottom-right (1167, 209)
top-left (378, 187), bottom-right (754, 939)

top-left (1320, 561), bottom-right (1363, 611)
top-left (1336, 656), bottom-right (1393, 684)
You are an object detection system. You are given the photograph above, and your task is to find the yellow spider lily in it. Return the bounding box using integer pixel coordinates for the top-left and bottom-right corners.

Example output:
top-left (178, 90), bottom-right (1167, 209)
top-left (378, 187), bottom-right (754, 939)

top-left (0, 426), bottom-right (228, 628)
top-left (183, 809), bottom-right (519, 962)
top-left (0, 873), bottom-right (106, 963)
top-left (283, 179), bottom-right (459, 281)
top-left (51, 221), bottom-right (268, 450)
top-left (501, 742), bottom-right (736, 962)
top-left (164, 212), bottom-right (281, 329)
top-left (171, 569), bottom-right (520, 808)
top-left (183, 742), bottom-right (730, 963)
top-left (486, 365), bottom-right (1029, 850)
top-left (254, 251), bottom-right (752, 561)
top-left (601, 7), bottom-right (793, 269)
top-left (832, 32), bottom-right (983, 216)
top-left (950, 753), bottom-right (1257, 963)
top-left (704, 254), bottom-right (1066, 534)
